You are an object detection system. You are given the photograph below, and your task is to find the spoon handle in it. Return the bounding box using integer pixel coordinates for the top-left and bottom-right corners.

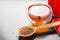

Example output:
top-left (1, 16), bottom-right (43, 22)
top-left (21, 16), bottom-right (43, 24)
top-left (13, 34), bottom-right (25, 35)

top-left (36, 21), bottom-right (60, 29)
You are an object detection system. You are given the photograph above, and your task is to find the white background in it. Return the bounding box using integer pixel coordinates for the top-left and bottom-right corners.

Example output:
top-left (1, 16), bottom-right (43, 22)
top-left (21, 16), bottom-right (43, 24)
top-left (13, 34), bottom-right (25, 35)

top-left (0, 0), bottom-right (60, 40)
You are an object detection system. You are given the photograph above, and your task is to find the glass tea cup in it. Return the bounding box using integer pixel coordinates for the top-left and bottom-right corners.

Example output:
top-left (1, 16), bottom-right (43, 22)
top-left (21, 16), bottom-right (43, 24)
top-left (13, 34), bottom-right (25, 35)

top-left (28, 4), bottom-right (52, 26)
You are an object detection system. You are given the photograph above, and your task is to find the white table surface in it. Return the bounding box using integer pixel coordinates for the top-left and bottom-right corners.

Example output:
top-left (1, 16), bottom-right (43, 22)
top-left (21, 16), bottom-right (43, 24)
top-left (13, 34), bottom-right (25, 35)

top-left (0, 0), bottom-right (60, 40)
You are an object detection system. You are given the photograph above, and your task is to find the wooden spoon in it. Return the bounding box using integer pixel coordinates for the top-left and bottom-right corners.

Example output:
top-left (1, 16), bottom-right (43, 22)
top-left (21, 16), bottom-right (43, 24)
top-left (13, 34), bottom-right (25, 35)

top-left (18, 21), bottom-right (60, 37)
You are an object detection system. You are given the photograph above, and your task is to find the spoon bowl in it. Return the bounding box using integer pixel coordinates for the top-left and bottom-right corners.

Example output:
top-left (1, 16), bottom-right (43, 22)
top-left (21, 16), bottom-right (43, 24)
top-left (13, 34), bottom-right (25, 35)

top-left (18, 26), bottom-right (36, 37)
